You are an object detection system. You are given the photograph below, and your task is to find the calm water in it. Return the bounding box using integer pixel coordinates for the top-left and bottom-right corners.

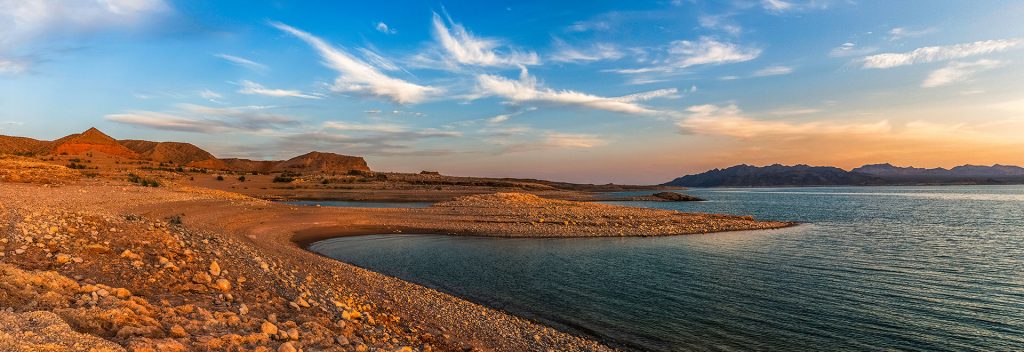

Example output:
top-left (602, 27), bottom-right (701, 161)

top-left (310, 186), bottom-right (1024, 351)
top-left (284, 200), bottom-right (432, 208)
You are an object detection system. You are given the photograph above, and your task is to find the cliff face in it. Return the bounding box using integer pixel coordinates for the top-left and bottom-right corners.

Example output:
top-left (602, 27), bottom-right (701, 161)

top-left (274, 151), bottom-right (370, 173)
top-left (223, 152), bottom-right (371, 174)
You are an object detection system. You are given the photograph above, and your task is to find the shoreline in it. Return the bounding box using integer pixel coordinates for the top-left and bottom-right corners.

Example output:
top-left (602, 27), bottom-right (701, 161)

top-left (0, 179), bottom-right (790, 351)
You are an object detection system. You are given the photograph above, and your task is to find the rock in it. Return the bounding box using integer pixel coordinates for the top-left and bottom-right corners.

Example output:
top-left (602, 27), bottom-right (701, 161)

top-left (652, 192), bottom-right (704, 202)
top-left (261, 321), bottom-right (278, 336)
top-left (335, 335), bottom-right (350, 346)
top-left (113, 287), bottom-right (132, 299)
top-left (55, 253), bottom-right (72, 264)
top-left (169, 324), bottom-right (188, 338)
top-left (192, 272), bottom-right (212, 284)
top-left (213, 278), bottom-right (232, 292)
top-left (209, 261), bottom-right (221, 276)
top-left (278, 342), bottom-right (297, 352)
top-left (238, 304), bottom-right (249, 315)
top-left (342, 310), bottom-right (361, 321)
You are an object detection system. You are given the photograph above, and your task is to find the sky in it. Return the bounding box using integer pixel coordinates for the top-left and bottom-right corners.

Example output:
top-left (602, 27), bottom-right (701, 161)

top-left (1, 0), bottom-right (1024, 184)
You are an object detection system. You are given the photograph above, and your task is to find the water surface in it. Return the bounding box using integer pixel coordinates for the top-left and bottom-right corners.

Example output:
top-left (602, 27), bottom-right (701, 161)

top-left (310, 186), bottom-right (1024, 351)
top-left (284, 200), bottom-right (432, 208)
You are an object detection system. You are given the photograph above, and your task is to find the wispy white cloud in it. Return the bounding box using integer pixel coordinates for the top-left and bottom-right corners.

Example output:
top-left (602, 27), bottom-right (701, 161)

top-left (375, 22), bottom-right (396, 34)
top-left (542, 132), bottom-right (605, 148)
top-left (669, 37), bottom-right (761, 68)
top-left (752, 65), bottom-right (794, 77)
top-left (862, 39), bottom-right (1022, 69)
top-left (484, 126), bottom-right (606, 153)
top-left (761, 0), bottom-right (831, 13)
top-left (829, 42), bottom-right (877, 57)
top-left (429, 12), bottom-right (539, 68)
top-left (677, 104), bottom-right (890, 138)
top-left (549, 39), bottom-right (623, 63)
top-left (609, 37), bottom-right (759, 75)
top-left (762, 0), bottom-right (793, 11)
top-left (199, 89), bottom-right (222, 103)
top-left (214, 53), bottom-right (268, 72)
top-left (699, 14), bottom-right (741, 35)
top-left (323, 121), bottom-right (408, 133)
top-left (921, 59), bottom-right (1002, 88)
top-left (888, 27), bottom-right (937, 41)
top-left (237, 80), bottom-right (323, 99)
top-left (105, 104), bottom-right (299, 133)
top-left (475, 67), bottom-right (670, 115)
top-left (272, 21), bottom-right (438, 104)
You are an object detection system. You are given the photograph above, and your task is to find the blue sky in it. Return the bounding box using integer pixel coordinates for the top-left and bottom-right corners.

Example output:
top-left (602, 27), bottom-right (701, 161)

top-left (2, 0), bottom-right (1024, 183)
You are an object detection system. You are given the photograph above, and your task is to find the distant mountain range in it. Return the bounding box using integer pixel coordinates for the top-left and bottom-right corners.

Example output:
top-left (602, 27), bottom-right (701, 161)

top-left (0, 127), bottom-right (370, 174)
top-left (665, 163), bottom-right (1024, 187)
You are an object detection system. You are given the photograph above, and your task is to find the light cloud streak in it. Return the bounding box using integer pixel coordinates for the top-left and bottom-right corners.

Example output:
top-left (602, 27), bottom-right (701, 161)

top-left (752, 65), bottom-right (794, 77)
top-left (238, 80), bottom-right (323, 99)
top-left (105, 104), bottom-right (299, 133)
top-left (475, 67), bottom-right (669, 115)
top-left (272, 21), bottom-right (438, 104)
top-left (677, 104), bottom-right (891, 138)
top-left (862, 39), bottom-right (1022, 69)
top-left (921, 59), bottom-right (1001, 88)
top-left (549, 39), bottom-right (623, 63)
top-left (214, 54), bottom-right (268, 72)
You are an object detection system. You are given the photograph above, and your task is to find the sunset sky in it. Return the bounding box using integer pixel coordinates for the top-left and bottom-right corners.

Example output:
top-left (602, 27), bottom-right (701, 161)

top-left (2, 0), bottom-right (1024, 183)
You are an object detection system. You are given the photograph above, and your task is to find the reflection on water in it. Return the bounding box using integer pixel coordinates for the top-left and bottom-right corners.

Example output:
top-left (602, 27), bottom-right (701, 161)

top-left (311, 186), bottom-right (1024, 351)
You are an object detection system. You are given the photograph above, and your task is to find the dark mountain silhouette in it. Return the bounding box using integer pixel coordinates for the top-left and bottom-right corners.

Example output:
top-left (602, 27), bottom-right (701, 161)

top-left (664, 164), bottom-right (883, 187)
top-left (667, 163), bottom-right (1024, 187)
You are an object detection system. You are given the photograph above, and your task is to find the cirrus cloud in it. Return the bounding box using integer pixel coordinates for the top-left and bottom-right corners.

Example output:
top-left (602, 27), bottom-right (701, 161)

top-left (271, 21), bottom-right (438, 104)
top-left (861, 38), bottom-right (1022, 69)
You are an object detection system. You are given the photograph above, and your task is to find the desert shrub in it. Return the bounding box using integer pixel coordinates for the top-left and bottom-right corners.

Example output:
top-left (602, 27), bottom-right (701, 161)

top-left (238, 176), bottom-right (246, 182)
top-left (272, 176), bottom-right (294, 183)
top-left (127, 173), bottom-right (160, 187)
top-left (216, 175), bottom-right (224, 181)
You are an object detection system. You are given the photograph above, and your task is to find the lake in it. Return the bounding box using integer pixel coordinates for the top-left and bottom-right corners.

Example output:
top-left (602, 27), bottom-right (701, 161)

top-left (283, 200), bottom-right (432, 208)
top-left (309, 186), bottom-right (1024, 351)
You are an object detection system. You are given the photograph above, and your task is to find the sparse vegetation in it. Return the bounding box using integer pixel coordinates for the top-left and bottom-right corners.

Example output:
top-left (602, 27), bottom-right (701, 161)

top-left (238, 175), bottom-right (246, 182)
top-left (216, 175), bottom-right (224, 181)
top-left (127, 173), bottom-right (161, 187)
top-left (272, 175), bottom-right (294, 183)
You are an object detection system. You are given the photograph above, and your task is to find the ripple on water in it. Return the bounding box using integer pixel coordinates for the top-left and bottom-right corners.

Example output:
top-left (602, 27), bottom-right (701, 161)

top-left (310, 186), bottom-right (1024, 351)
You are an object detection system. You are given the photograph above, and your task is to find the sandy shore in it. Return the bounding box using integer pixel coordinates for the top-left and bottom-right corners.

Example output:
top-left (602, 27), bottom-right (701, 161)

top-left (0, 178), bottom-right (792, 351)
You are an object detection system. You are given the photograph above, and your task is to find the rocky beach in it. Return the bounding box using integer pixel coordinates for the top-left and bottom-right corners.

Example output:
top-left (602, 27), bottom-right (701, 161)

top-left (0, 158), bottom-right (790, 351)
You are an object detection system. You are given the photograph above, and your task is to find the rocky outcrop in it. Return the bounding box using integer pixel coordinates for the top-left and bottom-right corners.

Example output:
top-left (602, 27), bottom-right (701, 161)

top-left (46, 128), bottom-right (140, 157)
top-left (275, 151), bottom-right (370, 174)
top-left (224, 152), bottom-right (371, 174)
top-left (119, 140), bottom-right (228, 169)
top-left (221, 158), bottom-right (281, 173)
